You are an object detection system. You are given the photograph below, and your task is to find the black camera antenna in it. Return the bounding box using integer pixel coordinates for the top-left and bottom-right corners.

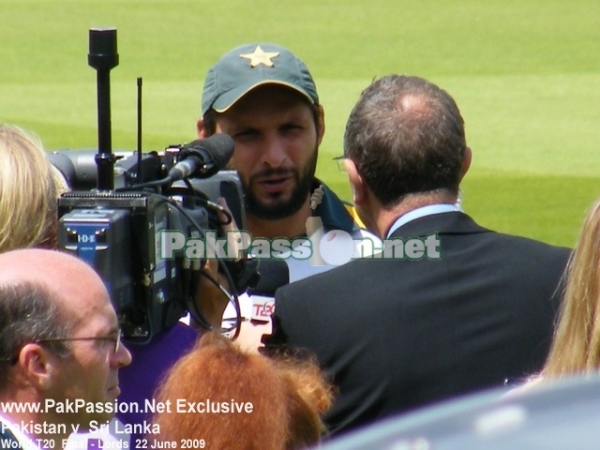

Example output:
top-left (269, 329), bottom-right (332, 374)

top-left (88, 27), bottom-right (119, 191)
top-left (136, 77), bottom-right (143, 183)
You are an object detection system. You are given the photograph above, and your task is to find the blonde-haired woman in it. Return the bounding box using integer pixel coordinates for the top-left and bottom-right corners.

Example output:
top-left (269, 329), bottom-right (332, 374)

top-left (540, 198), bottom-right (600, 378)
top-left (0, 123), bottom-right (67, 252)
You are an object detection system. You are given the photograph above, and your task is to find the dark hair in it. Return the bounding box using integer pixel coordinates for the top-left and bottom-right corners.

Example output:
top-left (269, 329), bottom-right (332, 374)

top-left (343, 75), bottom-right (466, 208)
top-left (0, 281), bottom-right (71, 387)
top-left (202, 109), bottom-right (218, 136)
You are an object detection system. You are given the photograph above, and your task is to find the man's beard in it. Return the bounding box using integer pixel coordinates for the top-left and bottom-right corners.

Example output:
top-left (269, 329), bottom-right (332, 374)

top-left (244, 149), bottom-right (318, 221)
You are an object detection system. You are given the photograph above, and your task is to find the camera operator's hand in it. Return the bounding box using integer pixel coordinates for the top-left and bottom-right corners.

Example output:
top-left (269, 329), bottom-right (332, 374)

top-left (192, 197), bottom-right (244, 331)
top-left (194, 260), bottom-right (231, 330)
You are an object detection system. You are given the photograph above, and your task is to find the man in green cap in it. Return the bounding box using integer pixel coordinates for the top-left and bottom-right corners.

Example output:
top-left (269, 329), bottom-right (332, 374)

top-left (198, 42), bottom-right (365, 242)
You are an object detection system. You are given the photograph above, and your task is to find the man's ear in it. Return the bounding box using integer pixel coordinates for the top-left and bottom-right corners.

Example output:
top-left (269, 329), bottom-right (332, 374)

top-left (345, 159), bottom-right (366, 206)
top-left (460, 146), bottom-right (472, 181)
top-left (196, 118), bottom-right (208, 139)
top-left (316, 105), bottom-right (325, 146)
top-left (17, 343), bottom-right (56, 390)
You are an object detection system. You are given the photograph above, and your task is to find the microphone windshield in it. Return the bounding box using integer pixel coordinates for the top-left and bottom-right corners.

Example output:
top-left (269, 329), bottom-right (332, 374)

top-left (248, 260), bottom-right (290, 296)
top-left (183, 133), bottom-right (235, 171)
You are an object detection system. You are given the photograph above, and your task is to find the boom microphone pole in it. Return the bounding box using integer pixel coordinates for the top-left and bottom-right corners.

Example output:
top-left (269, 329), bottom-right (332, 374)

top-left (88, 27), bottom-right (119, 190)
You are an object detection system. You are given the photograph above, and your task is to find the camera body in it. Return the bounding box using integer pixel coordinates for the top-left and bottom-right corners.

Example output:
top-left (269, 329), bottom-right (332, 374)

top-left (53, 149), bottom-right (254, 343)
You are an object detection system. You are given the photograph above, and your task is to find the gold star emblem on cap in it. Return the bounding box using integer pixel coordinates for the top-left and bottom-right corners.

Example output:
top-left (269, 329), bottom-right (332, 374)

top-left (240, 46), bottom-right (280, 68)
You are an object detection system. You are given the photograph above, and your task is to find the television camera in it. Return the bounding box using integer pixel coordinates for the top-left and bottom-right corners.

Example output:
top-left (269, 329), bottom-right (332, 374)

top-left (49, 28), bottom-right (258, 344)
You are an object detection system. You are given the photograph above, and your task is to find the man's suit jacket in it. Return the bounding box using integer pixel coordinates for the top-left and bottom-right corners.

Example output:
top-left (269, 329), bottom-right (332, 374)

top-left (264, 212), bottom-right (571, 436)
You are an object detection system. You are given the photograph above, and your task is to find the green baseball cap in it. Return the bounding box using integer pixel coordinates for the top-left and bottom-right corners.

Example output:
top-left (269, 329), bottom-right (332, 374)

top-left (201, 43), bottom-right (319, 115)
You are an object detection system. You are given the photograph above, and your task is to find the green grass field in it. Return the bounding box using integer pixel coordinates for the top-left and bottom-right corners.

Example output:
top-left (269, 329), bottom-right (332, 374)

top-left (1, 0), bottom-right (599, 247)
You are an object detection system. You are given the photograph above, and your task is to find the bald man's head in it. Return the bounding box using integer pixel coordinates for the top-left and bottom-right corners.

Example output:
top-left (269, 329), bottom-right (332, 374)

top-left (0, 249), bottom-right (105, 308)
top-left (0, 248), bottom-right (131, 435)
top-left (0, 249), bottom-right (111, 381)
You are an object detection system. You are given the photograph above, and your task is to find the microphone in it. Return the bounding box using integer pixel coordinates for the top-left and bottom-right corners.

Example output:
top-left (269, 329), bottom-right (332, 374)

top-left (168, 134), bottom-right (235, 181)
top-left (245, 260), bottom-right (290, 323)
top-left (249, 260), bottom-right (290, 297)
